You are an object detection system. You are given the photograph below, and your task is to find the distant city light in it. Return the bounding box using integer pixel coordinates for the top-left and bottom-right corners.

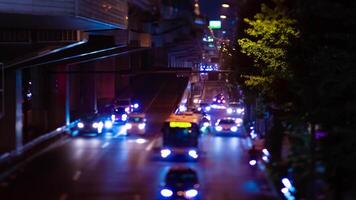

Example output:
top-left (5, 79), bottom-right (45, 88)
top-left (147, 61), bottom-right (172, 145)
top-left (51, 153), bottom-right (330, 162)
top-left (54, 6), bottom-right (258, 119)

top-left (194, 3), bottom-right (199, 7)
top-left (222, 3), bottom-right (230, 8)
top-left (220, 15), bottom-right (227, 19)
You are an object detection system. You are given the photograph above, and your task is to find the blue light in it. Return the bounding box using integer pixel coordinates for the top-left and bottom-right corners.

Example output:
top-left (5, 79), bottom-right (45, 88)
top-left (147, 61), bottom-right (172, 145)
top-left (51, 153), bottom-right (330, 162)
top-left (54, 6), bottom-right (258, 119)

top-left (105, 121), bottom-right (113, 129)
top-left (160, 189), bottom-right (173, 197)
top-left (185, 189), bottom-right (198, 198)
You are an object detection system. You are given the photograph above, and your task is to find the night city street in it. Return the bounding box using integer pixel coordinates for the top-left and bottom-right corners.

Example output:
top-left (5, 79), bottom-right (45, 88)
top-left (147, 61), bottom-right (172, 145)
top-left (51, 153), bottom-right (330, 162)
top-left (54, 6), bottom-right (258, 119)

top-left (1, 0), bottom-right (356, 200)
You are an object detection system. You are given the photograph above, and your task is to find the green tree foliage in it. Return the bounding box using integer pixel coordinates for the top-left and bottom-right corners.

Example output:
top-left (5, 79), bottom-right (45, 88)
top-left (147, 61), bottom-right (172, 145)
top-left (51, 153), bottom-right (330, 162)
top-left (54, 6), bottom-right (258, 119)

top-left (238, 2), bottom-right (300, 101)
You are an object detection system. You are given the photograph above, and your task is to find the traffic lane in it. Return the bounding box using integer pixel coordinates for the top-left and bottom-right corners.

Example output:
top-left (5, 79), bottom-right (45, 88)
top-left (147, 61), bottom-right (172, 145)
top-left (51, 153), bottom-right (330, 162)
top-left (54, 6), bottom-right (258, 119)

top-left (0, 74), bottom-right (187, 199)
top-left (196, 135), bottom-right (275, 200)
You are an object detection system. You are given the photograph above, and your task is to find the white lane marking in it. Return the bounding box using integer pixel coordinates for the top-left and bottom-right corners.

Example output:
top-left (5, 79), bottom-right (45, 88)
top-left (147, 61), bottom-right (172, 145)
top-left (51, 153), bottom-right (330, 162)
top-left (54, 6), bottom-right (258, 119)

top-left (59, 193), bottom-right (68, 200)
top-left (101, 142), bottom-right (110, 148)
top-left (72, 170), bottom-right (82, 181)
top-left (145, 138), bottom-right (156, 151)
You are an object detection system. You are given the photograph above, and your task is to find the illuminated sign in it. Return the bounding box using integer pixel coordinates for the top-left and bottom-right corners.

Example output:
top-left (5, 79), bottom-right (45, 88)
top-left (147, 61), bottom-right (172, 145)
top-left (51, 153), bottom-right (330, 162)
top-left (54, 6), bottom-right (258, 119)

top-left (209, 20), bottom-right (221, 29)
top-left (169, 122), bottom-right (192, 128)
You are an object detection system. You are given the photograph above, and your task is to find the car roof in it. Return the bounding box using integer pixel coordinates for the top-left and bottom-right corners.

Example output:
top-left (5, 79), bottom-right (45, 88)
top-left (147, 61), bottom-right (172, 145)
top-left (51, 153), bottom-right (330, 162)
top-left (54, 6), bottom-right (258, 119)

top-left (129, 113), bottom-right (145, 118)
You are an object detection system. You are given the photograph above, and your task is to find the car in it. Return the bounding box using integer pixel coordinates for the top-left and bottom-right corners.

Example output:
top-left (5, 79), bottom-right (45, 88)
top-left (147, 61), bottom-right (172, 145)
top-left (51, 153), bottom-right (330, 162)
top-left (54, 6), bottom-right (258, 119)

top-left (214, 118), bottom-right (243, 135)
top-left (211, 93), bottom-right (226, 109)
top-left (111, 107), bottom-right (128, 124)
top-left (113, 98), bottom-right (131, 113)
top-left (72, 114), bottom-right (108, 136)
top-left (197, 102), bottom-right (211, 112)
top-left (226, 102), bottom-right (245, 115)
top-left (125, 113), bottom-right (147, 135)
top-left (160, 167), bottom-right (200, 199)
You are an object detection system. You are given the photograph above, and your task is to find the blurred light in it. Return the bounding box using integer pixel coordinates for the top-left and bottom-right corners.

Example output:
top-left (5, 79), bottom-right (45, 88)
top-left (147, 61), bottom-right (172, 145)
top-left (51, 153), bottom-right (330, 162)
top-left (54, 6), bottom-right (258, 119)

top-left (235, 118), bottom-right (243, 124)
top-left (220, 15), bottom-right (227, 19)
top-left (160, 149), bottom-right (171, 158)
top-left (111, 114), bottom-right (115, 121)
top-left (194, 3), bottom-right (199, 7)
top-left (105, 121), bottom-right (113, 129)
top-left (262, 148), bottom-right (270, 157)
top-left (205, 106), bottom-right (211, 112)
top-left (203, 122), bottom-right (210, 127)
top-left (227, 108), bottom-right (233, 114)
top-left (281, 187), bottom-right (289, 194)
top-left (125, 107), bottom-right (130, 113)
top-left (282, 178), bottom-right (292, 189)
top-left (125, 123), bottom-right (132, 129)
top-left (185, 189), bottom-right (198, 198)
top-left (237, 108), bottom-right (244, 114)
top-left (209, 20), bottom-right (221, 29)
top-left (221, 3), bottom-right (230, 8)
top-left (188, 150), bottom-right (198, 159)
top-left (77, 122), bottom-right (84, 128)
top-left (56, 127), bottom-right (62, 131)
top-left (230, 126), bottom-right (238, 132)
top-left (179, 105), bottom-right (187, 112)
top-left (138, 123), bottom-right (146, 130)
top-left (161, 189), bottom-right (173, 197)
top-left (122, 114), bottom-right (127, 121)
top-left (215, 126), bottom-right (222, 132)
top-left (193, 99), bottom-right (199, 104)
top-left (262, 155), bottom-right (269, 162)
top-left (136, 138), bottom-right (146, 144)
top-left (249, 160), bottom-right (257, 166)
top-left (133, 103), bottom-right (139, 109)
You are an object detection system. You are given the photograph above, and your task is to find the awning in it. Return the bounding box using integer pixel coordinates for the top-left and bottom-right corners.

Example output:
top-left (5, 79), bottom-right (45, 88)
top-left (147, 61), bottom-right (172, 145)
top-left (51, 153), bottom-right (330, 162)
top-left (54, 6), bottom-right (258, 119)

top-left (5, 37), bottom-right (148, 69)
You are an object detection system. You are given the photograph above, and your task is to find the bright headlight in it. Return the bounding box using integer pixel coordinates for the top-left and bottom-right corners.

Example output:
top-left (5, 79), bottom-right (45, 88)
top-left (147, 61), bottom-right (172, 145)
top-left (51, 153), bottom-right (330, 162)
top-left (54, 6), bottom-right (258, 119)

top-left (227, 108), bottom-right (233, 114)
top-left (105, 121), bottom-right (113, 129)
top-left (230, 126), bottom-right (238, 132)
top-left (160, 189), bottom-right (173, 197)
top-left (160, 149), bottom-right (171, 158)
top-left (188, 150), bottom-right (198, 159)
top-left (138, 123), bottom-right (146, 130)
top-left (215, 126), bottom-right (222, 131)
top-left (121, 114), bottom-right (127, 121)
top-left (203, 122), bottom-right (210, 127)
top-left (185, 189), bottom-right (198, 198)
top-left (92, 122), bottom-right (98, 128)
top-left (77, 122), bottom-right (84, 128)
top-left (205, 106), bottom-right (211, 112)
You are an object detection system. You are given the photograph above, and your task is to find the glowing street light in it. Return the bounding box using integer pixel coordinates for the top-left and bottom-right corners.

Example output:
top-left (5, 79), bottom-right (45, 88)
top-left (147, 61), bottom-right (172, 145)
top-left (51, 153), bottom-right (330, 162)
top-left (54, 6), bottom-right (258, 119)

top-left (221, 3), bottom-right (230, 8)
top-left (220, 15), bottom-right (227, 19)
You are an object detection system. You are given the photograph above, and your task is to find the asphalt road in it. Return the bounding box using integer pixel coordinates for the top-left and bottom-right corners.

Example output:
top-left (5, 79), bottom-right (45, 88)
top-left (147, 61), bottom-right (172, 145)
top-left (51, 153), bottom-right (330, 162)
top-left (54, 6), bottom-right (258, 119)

top-left (0, 74), bottom-right (277, 200)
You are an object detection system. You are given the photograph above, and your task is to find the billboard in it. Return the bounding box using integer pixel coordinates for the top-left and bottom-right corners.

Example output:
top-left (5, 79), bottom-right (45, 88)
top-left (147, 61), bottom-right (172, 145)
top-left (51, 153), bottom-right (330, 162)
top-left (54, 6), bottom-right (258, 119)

top-left (209, 20), bottom-right (221, 29)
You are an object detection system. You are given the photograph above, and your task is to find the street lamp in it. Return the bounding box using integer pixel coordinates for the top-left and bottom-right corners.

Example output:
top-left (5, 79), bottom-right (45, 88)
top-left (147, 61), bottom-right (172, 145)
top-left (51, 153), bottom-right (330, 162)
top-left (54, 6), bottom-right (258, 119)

top-left (221, 3), bottom-right (230, 8)
top-left (220, 15), bottom-right (227, 19)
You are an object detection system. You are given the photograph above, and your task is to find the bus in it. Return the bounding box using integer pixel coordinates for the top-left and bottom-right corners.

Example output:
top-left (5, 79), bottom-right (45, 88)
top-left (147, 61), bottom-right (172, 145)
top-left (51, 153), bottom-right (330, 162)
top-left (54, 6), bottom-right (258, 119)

top-left (160, 114), bottom-right (200, 160)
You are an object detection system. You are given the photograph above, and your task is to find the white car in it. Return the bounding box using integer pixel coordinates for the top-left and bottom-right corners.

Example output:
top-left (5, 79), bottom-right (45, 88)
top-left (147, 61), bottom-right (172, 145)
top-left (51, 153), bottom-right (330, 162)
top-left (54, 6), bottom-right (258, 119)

top-left (125, 113), bottom-right (147, 135)
top-left (226, 102), bottom-right (245, 115)
top-left (214, 118), bottom-right (242, 135)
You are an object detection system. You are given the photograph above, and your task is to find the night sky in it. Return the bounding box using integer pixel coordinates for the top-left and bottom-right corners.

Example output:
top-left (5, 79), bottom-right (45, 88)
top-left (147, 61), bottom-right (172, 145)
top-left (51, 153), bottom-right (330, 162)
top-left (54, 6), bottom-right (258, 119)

top-left (199, 0), bottom-right (222, 20)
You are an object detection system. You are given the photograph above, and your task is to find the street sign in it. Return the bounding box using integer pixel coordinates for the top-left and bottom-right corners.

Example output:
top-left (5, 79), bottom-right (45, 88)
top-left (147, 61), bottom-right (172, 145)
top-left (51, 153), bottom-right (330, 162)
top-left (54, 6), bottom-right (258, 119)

top-left (209, 20), bottom-right (221, 29)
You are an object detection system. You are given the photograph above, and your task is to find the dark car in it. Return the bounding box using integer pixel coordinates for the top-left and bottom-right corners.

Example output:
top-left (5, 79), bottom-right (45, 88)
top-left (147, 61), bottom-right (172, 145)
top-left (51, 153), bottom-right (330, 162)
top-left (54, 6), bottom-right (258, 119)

top-left (160, 167), bottom-right (200, 199)
top-left (72, 114), bottom-right (106, 136)
top-left (111, 107), bottom-right (128, 124)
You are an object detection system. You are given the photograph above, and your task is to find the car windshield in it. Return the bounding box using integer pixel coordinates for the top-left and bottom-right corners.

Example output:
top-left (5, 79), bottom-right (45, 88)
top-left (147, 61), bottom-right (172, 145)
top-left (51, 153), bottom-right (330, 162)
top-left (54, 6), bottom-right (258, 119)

top-left (166, 171), bottom-right (198, 185)
top-left (113, 107), bottom-right (126, 114)
top-left (128, 117), bottom-right (144, 123)
top-left (115, 100), bottom-right (130, 105)
top-left (219, 119), bottom-right (236, 125)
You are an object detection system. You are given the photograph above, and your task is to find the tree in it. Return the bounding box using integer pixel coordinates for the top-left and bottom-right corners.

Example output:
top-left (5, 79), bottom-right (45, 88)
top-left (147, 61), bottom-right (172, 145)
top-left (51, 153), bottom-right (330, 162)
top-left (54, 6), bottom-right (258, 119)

top-left (237, 1), bottom-right (300, 161)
